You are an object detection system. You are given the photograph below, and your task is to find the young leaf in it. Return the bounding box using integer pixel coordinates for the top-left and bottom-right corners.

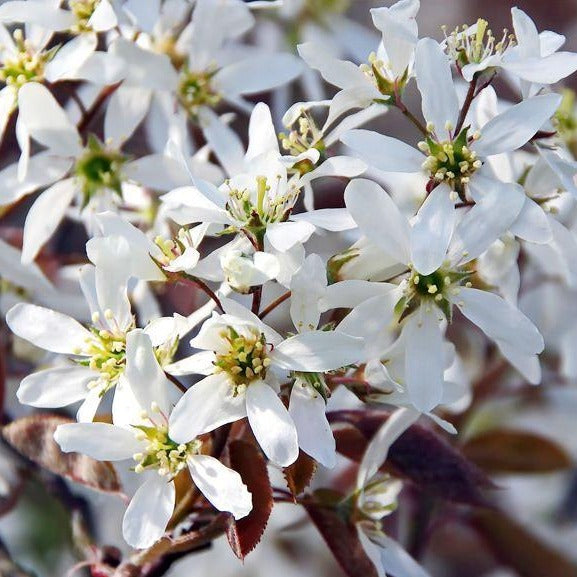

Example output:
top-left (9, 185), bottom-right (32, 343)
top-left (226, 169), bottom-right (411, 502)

top-left (2, 414), bottom-right (122, 494)
top-left (283, 451), bottom-right (317, 500)
top-left (226, 439), bottom-right (273, 559)
top-left (462, 429), bottom-right (573, 474)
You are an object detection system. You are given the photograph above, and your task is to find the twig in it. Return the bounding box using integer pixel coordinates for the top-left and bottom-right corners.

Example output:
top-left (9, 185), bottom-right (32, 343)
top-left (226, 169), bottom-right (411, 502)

top-left (259, 291), bottom-right (291, 319)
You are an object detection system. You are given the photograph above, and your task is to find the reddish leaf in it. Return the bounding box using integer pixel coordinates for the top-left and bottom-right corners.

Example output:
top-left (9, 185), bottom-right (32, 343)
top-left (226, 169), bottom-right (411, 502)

top-left (331, 410), bottom-right (493, 506)
top-left (2, 415), bottom-right (122, 494)
top-left (462, 429), bottom-right (572, 474)
top-left (305, 502), bottom-right (378, 577)
top-left (469, 509), bottom-right (577, 577)
top-left (283, 451), bottom-right (317, 499)
top-left (226, 440), bottom-right (273, 559)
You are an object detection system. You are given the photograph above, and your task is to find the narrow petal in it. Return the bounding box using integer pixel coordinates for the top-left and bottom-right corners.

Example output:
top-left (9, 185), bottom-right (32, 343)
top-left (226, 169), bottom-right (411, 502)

top-left (0, 2), bottom-right (75, 30)
top-left (104, 86), bottom-right (151, 146)
top-left (246, 380), bottom-right (298, 467)
top-left (415, 38), bottom-right (458, 137)
top-left (246, 102), bottom-right (278, 161)
top-left (509, 197), bottom-right (552, 244)
top-left (44, 33), bottom-right (97, 82)
top-left (17, 366), bottom-right (94, 408)
top-left (298, 156), bottom-right (367, 187)
top-left (410, 184), bottom-right (455, 275)
top-left (188, 455), bottom-right (252, 519)
top-left (6, 302), bottom-right (91, 354)
top-left (21, 177), bottom-right (77, 263)
top-left (17, 83), bottom-right (81, 156)
top-left (403, 309), bottom-right (444, 412)
top-left (449, 176), bottom-right (525, 265)
top-left (271, 331), bottom-right (365, 372)
top-left (503, 52), bottom-right (577, 84)
top-left (266, 221), bottom-right (316, 252)
top-left (289, 381), bottom-right (336, 468)
top-left (54, 422), bottom-right (142, 461)
top-left (165, 351), bottom-right (216, 376)
top-left (122, 476), bottom-right (175, 549)
top-left (473, 93), bottom-right (562, 157)
top-left (342, 129), bottom-right (423, 173)
top-left (344, 178), bottom-right (411, 264)
top-left (217, 53), bottom-right (302, 96)
top-left (290, 208), bottom-right (356, 231)
top-left (357, 407), bottom-right (420, 489)
top-left (169, 374), bottom-right (247, 444)
top-left (455, 287), bottom-right (544, 355)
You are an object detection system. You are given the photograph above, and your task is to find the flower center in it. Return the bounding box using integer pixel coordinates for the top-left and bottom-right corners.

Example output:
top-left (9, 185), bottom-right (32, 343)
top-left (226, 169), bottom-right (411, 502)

top-left (279, 111), bottom-right (325, 174)
top-left (225, 175), bottom-right (297, 235)
top-left (443, 19), bottom-right (515, 67)
top-left (360, 53), bottom-right (408, 99)
top-left (133, 424), bottom-right (202, 478)
top-left (0, 30), bottom-right (48, 89)
top-left (178, 66), bottom-right (221, 116)
top-left (214, 326), bottom-right (271, 392)
top-left (69, 0), bottom-right (99, 33)
top-left (75, 135), bottom-right (127, 206)
top-left (419, 128), bottom-right (482, 196)
top-left (396, 265), bottom-right (472, 322)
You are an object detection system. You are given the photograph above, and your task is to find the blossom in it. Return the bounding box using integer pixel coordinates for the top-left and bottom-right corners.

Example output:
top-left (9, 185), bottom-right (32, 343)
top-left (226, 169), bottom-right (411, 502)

top-left (341, 178), bottom-right (543, 410)
top-left (167, 299), bottom-right (364, 467)
top-left (55, 330), bottom-right (251, 549)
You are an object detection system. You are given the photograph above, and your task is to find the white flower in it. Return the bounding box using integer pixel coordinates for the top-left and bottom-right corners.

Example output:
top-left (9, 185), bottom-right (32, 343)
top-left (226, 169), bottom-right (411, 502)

top-left (54, 330), bottom-right (251, 549)
top-left (167, 299), bottom-right (365, 467)
top-left (341, 178), bottom-right (543, 410)
top-left (6, 265), bottom-right (178, 422)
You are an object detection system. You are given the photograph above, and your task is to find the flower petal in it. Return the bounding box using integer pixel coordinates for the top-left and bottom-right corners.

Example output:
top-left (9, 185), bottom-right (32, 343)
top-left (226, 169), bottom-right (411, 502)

top-left (6, 302), bottom-right (92, 354)
top-left (188, 455), bottom-right (252, 519)
top-left (122, 476), bottom-right (175, 549)
top-left (266, 220), bottom-right (316, 252)
top-left (169, 374), bottom-right (247, 444)
top-left (289, 381), bottom-right (336, 468)
top-left (246, 380), bottom-right (298, 467)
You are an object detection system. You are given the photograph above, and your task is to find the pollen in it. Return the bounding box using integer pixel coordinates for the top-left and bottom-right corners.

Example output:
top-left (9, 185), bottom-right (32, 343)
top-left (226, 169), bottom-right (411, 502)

top-left (0, 30), bottom-right (48, 89)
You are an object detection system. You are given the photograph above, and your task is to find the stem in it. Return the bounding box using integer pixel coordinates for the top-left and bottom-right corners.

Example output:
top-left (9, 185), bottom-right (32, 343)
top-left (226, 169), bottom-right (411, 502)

top-left (407, 493), bottom-right (435, 560)
top-left (396, 101), bottom-right (428, 135)
top-left (454, 76), bottom-right (478, 135)
top-left (259, 291), bottom-right (291, 319)
top-left (165, 372), bottom-right (187, 394)
top-left (77, 82), bottom-right (122, 134)
top-left (251, 286), bottom-right (262, 315)
top-left (70, 91), bottom-right (87, 117)
top-left (178, 274), bottom-right (224, 313)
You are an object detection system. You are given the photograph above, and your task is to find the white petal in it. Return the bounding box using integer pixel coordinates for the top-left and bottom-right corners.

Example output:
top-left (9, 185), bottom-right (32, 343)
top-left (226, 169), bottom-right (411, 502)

top-left (449, 176), bottom-right (525, 265)
top-left (504, 52), bottom-right (577, 84)
top-left (403, 309), bottom-right (444, 412)
top-left (165, 351), bottom-right (216, 376)
top-left (17, 83), bottom-right (81, 156)
top-left (122, 476), bottom-right (175, 549)
top-left (188, 455), bottom-right (252, 519)
top-left (473, 93), bottom-right (562, 157)
top-left (266, 221), bottom-right (316, 252)
top-left (17, 366), bottom-right (94, 408)
top-left (104, 86), bottom-right (151, 146)
top-left (344, 178), bottom-right (411, 264)
top-left (21, 178), bottom-right (77, 263)
top-left (291, 208), bottom-right (356, 231)
top-left (66, 51), bottom-right (125, 85)
top-left (324, 85), bottom-right (383, 129)
top-left (299, 156), bottom-right (366, 186)
top-left (169, 374), bottom-right (247, 443)
top-left (246, 380), bottom-right (298, 467)
top-left (323, 281), bottom-right (395, 311)
top-left (6, 302), bottom-right (91, 354)
top-left (88, 0), bottom-right (117, 31)
top-left (0, 86), bottom-right (16, 145)
top-left (410, 184), bottom-right (455, 275)
top-left (289, 382), bottom-right (335, 468)
top-left (357, 407), bottom-right (420, 489)
top-left (510, 197), bottom-right (552, 244)
top-left (341, 130), bottom-right (423, 173)
top-left (0, 237), bottom-right (52, 293)
top-left (0, 2), bottom-right (75, 30)
top-left (125, 330), bottom-right (171, 417)
top-left (415, 38), bottom-right (458, 136)
top-left (497, 341), bottom-right (541, 385)
top-left (54, 422), bottom-right (142, 461)
top-left (217, 53), bottom-right (302, 96)
top-left (198, 107), bottom-right (244, 177)
top-left (271, 331), bottom-right (364, 372)
top-left (455, 287), bottom-right (544, 355)
top-left (297, 42), bottom-right (366, 89)
top-left (44, 34), bottom-right (97, 82)
top-left (246, 102), bottom-right (278, 161)
top-left (76, 387), bottom-right (102, 423)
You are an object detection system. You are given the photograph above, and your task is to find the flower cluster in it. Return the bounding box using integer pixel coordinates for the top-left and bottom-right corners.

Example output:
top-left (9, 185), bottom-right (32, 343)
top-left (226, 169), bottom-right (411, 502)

top-left (1, 2), bottom-right (577, 577)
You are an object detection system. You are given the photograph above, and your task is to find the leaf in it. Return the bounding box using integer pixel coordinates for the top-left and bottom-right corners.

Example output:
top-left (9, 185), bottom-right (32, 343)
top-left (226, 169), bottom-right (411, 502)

top-left (2, 414), bottom-right (122, 494)
top-left (330, 410), bottom-right (493, 506)
top-left (283, 451), bottom-right (317, 500)
top-left (305, 502), bottom-right (378, 577)
top-left (226, 439), bottom-right (273, 559)
top-left (469, 509), bottom-right (577, 577)
top-left (462, 429), bottom-right (573, 474)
